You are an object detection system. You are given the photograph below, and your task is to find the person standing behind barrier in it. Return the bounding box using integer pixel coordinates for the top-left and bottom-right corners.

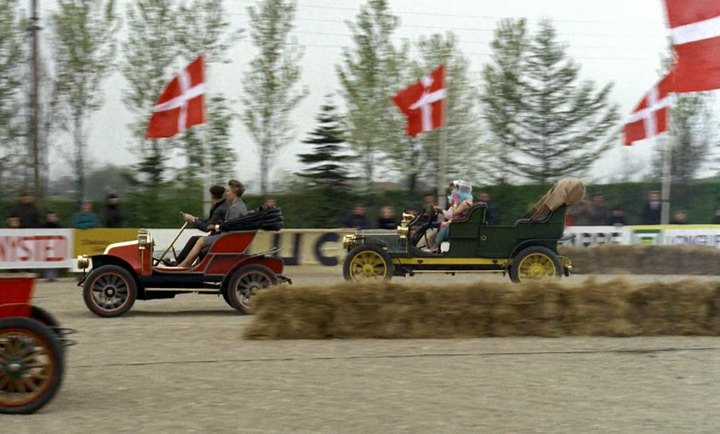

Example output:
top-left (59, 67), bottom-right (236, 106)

top-left (7, 191), bottom-right (41, 228)
top-left (640, 190), bottom-right (662, 224)
top-left (340, 204), bottom-right (370, 229)
top-left (42, 211), bottom-right (62, 281)
top-left (589, 192), bottom-right (609, 225)
top-left (377, 206), bottom-right (397, 229)
top-left (72, 200), bottom-right (101, 229)
top-left (477, 192), bottom-right (499, 224)
top-left (606, 207), bottom-right (627, 226)
top-left (711, 207), bottom-right (720, 224)
top-left (102, 193), bottom-right (127, 228)
top-left (671, 210), bottom-right (688, 224)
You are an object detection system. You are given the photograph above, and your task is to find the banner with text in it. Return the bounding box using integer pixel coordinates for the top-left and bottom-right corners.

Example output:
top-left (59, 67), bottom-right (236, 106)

top-left (0, 229), bottom-right (73, 269)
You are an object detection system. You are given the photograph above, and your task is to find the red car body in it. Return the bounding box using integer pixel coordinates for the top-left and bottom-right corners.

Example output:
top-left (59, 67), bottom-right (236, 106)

top-left (77, 229), bottom-right (289, 317)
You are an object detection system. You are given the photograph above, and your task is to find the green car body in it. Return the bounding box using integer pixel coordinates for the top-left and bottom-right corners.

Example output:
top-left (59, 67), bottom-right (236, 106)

top-left (342, 202), bottom-right (571, 283)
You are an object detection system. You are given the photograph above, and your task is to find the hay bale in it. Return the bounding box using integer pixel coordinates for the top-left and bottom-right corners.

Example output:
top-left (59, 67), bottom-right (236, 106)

top-left (624, 280), bottom-right (717, 335)
top-left (564, 278), bottom-right (637, 336)
top-left (245, 278), bottom-right (720, 339)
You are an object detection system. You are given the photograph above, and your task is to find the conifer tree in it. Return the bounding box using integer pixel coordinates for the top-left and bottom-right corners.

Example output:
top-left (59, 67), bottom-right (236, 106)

top-left (297, 98), bottom-right (355, 192)
top-left (481, 19), bottom-right (618, 185)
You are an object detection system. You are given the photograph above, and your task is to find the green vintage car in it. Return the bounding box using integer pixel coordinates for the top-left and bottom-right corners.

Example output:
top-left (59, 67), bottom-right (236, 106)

top-left (342, 178), bottom-right (585, 283)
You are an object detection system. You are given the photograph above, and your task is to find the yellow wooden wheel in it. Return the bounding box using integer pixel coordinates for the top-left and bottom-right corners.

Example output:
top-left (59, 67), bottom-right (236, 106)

top-left (510, 246), bottom-right (561, 283)
top-left (343, 246), bottom-right (393, 282)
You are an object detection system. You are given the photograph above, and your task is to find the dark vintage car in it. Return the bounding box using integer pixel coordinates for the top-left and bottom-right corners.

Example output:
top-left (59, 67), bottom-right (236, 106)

top-left (77, 207), bottom-right (290, 317)
top-left (342, 178), bottom-right (585, 283)
top-left (0, 275), bottom-right (74, 414)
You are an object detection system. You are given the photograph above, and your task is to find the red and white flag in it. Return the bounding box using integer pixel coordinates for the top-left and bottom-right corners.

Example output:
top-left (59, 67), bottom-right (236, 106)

top-left (392, 65), bottom-right (446, 137)
top-left (664, 0), bottom-right (720, 92)
top-left (146, 56), bottom-right (205, 139)
top-left (624, 71), bottom-right (675, 146)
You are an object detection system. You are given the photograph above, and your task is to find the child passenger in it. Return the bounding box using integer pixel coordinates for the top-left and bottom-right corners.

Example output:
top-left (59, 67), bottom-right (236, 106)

top-left (430, 180), bottom-right (473, 252)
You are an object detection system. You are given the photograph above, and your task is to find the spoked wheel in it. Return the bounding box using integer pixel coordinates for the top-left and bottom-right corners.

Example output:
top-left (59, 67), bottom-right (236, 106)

top-left (29, 306), bottom-right (68, 364)
top-left (83, 265), bottom-right (137, 318)
top-left (509, 246), bottom-right (562, 283)
top-left (343, 245), bottom-right (394, 282)
top-left (227, 264), bottom-right (278, 314)
top-left (0, 317), bottom-right (63, 414)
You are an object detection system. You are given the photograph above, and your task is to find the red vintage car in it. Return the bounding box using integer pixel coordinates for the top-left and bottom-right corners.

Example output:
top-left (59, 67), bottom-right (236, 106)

top-left (0, 274), bottom-right (74, 414)
top-left (77, 207), bottom-right (289, 317)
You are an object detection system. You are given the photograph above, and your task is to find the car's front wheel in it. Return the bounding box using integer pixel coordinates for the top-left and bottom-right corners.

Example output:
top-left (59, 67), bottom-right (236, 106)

top-left (343, 245), bottom-right (394, 282)
top-left (509, 246), bottom-right (562, 283)
top-left (83, 265), bottom-right (137, 318)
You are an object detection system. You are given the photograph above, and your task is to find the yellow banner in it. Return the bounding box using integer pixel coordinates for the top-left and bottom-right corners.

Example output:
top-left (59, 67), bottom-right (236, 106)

top-left (73, 229), bottom-right (139, 257)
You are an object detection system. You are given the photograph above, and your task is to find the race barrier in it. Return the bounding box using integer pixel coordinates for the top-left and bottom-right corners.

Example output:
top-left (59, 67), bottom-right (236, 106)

top-left (1, 225), bottom-right (720, 270)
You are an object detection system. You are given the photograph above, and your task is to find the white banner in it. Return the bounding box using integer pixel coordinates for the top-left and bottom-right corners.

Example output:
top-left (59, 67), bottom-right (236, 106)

top-left (0, 229), bottom-right (74, 269)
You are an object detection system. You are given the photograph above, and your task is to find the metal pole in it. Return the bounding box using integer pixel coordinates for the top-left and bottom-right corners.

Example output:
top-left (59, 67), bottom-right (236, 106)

top-left (660, 133), bottom-right (672, 225)
top-left (436, 68), bottom-right (449, 208)
top-left (29, 0), bottom-right (42, 199)
top-left (202, 126), bottom-right (211, 217)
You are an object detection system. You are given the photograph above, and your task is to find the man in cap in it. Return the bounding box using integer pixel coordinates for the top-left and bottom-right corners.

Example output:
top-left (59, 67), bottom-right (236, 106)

top-left (166, 185), bottom-right (230, 266)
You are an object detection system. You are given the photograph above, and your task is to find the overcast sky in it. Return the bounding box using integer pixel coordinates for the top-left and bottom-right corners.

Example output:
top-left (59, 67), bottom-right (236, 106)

top-left (39, 0), bottom-right (678, 191)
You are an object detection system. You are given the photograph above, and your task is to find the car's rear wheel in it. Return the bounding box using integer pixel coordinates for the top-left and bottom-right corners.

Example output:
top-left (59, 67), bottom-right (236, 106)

top-left (83, 265), bottom-right (137, 318)
top-left (343, 245), bottom-right (394, 282)
top-left (0, 317), bottom-right (64, 414)
top-left (509, 246), bottom-right (562, 283)
top-left (227, 264), bottom-right (278, 314)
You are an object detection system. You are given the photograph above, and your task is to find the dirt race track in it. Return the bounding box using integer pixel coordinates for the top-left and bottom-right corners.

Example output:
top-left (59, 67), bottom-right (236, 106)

top-left (7, 269), bottom-right (720, 433)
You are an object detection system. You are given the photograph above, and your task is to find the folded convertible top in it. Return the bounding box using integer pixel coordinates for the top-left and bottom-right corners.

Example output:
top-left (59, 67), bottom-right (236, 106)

top-left (219, 206), bottom-right (284, 232)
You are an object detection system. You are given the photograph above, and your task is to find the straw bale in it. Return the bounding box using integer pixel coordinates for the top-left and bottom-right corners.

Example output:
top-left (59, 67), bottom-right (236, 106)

top-left (245, 277), bottom-right (720, 339)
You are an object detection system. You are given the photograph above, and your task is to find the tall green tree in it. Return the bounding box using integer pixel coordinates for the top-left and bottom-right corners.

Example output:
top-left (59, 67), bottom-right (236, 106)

top-left (481, 19), bottom-right (619, 185)
top-left (122, 0), bottom-right (178, 189)
top-left (410, 33), bottom-right (485, 190)
top-left (651, 94), bottom-right (714, 184)
top-left (50, 0), bottom-right (119, 201)
top-left (241, 0), bottom-right (307, 196)
top-left (337, 0), bottom-right (405, 192)
top-left (173, 0), bottom-right (240, 186)
top-left (0, 0), bottom-right (26, 194)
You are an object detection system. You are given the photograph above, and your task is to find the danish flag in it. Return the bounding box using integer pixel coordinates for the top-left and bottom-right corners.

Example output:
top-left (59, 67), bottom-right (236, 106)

top-left (392, 65), bottom-right (446, 137)
top-left (624, 71), bottom-right (675, 146)
top-left (664, 1), bottom-right (720, 92)
top-left (146, 56), bottom-right (205, 139)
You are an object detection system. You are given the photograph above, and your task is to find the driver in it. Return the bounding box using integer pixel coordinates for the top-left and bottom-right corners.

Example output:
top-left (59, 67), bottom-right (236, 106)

top-left (175, 179), bottom-right (248, 268)
top-left (164, 185), bottom-right (229, 266)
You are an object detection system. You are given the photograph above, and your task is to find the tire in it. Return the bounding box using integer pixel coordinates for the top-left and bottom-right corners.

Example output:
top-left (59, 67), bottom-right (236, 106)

top-left (29, 306), bottom-right (67, 363)
top-left (0, 317), bottom-right (64, 414)
top-left (227, 264), bottom-right (278, 314)
top-left (83, 265), bottom-right (137, 318)
top-left (342, 245), bottom-right (394, 282)
top-left (509, 246), bottom-right (562, 283)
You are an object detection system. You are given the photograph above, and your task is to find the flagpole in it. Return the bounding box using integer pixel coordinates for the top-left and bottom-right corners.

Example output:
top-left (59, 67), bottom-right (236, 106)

top-left (437, 66), bottom-right (449, 208)
top-left (660, 133), bottom-right (672, 225)
top-left (202, 125), bottom-right (211, 217)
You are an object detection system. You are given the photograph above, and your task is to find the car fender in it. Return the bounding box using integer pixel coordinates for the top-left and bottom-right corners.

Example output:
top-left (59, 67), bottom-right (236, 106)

top-left (508, 239), bottom-right (558, 260)
top-left (221, 255), bottom-right (284, 290)
top-left (80, 255), bottom-right (144, 294)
